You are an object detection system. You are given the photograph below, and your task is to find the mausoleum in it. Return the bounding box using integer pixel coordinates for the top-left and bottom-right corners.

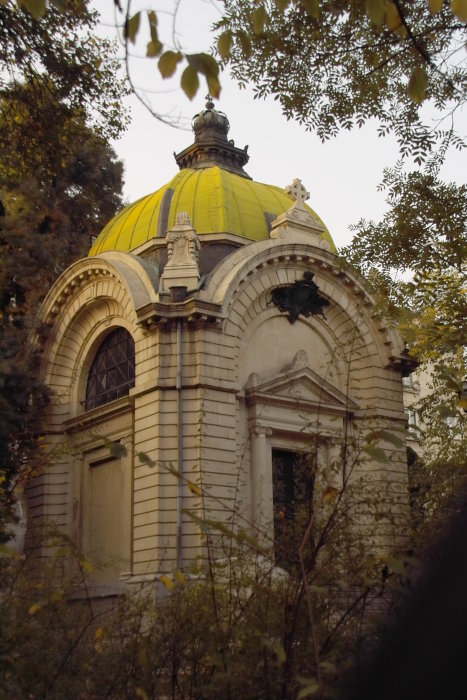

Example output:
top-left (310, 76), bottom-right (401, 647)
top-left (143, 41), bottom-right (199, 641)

top-left (30, 99), bottom-right (413, 588)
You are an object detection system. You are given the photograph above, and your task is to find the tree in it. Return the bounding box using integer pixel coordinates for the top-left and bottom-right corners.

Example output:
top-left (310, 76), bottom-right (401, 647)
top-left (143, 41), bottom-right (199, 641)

top-left (213, 0), bottom-right (466, 554)
top-left (0, 0), bottom-right (128, 532)
top-left (217, 0), bottom-right (466, 166)
top-left (0, 76), bottom-right (123, 530)
top-left (0, 0), bottom-right (127, 140)
top-left (340, 168), bottom-right (466, 556)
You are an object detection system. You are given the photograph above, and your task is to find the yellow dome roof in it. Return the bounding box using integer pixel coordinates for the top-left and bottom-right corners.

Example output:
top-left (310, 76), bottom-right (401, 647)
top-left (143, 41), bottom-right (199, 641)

top-left (89, 166), bottom-right (334, 256)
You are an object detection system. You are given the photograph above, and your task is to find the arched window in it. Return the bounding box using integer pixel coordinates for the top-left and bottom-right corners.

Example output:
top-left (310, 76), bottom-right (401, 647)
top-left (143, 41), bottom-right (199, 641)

top-left (85, 328), bottom-right (135, 411)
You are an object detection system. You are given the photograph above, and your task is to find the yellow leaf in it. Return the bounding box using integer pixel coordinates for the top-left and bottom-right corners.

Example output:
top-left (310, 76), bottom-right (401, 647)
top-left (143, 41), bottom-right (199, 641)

top-left (81, 559), bottom-right (94, 574)
top-left (174, 569), bottom-right (186, 585)
top-left (323, 486), bottom-right (339, 503)
top-left (188, 481), bottom-right (202, 496)
top-left (428, 0), bottom-right (444, 13)
top-left (95, 627), bottom-right (105, 640)
top-left (136, 689), bottom-right (149, 700)
top-left (408, 66), bottom-right (428, 104)
top-left (28, 603), bottom-right (42, 616)
top-left (451, 0), bottom-right (467, 20)
top-left (160, 574), bottom-right (174, 590)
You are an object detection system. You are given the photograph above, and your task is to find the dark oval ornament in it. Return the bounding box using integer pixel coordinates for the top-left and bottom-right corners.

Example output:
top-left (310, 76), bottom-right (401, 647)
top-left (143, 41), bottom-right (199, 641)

top-left (269, 271), bottom-right (330, 324)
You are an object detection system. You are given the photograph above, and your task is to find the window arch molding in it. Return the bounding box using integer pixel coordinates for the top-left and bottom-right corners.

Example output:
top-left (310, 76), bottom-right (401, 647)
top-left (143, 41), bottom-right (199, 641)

top-left (83, 325), bottom-right (136, 411)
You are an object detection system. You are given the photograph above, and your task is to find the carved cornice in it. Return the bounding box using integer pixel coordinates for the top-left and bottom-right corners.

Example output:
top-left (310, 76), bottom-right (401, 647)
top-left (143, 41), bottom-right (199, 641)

top-left (137, 298), bottom-right (224, 330)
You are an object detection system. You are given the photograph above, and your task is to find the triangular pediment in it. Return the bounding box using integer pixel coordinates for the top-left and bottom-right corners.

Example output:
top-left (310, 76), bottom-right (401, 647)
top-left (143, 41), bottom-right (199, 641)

top-left (245, 351), bottom-right (358, 414)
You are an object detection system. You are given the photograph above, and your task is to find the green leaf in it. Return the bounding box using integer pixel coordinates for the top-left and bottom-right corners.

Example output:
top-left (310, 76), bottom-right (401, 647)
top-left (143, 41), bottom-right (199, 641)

top-left (363, 445), bottom-right (389, 463)
top-left (275, 0), bottom-right (291, 9)
top-left (300, 0), bottom-right (320, 19)
top-left (147, 9), bottom-right (158, 32)
top-left (137, 451), bottom-right (155, 468)
top-left (21, 0), bottom-right (47, 19)
top-left (367, 429), bottom-right (404, 448)
top-left (385, 555), bottom-right (407, 575)
top-left (438, 405), bottom-right (458, 418)
top-left (408, 66), bottom-right (428, 104)
top-left (251, 5), bottom-right (268, 34)
top-left (186, 54), bottom-right (221, 98)
top-left (218, 30), bottom-right (233, 60)
top-left (385, 1), bottom-right (401, 30)
top-left (158, 51), bottom-right (183, 78)
top-left (181, 65), bottom-right (200, 100)
top-left (237, 30), bottom-right (252, 58)
top-left (366, 0), bottom-right (385, 25)
top-left (126, 12), bottom-right (141, 44)
top-left (428, 0), bottom-right (444, 13)
top-left (147, 40), bottom-right (163, 58)
top-left (103, 438), bottom-right (127, 459)
top-left (146, 10), bottom-right (162, 56)
top-left (147, 10), bottom-right (159, 43)
top-left (49, 0), bottom-right (69, 10)
top-left (206, 73), bottom-right (221, 99)
top-left (451, 0), bottom-right (467, 21)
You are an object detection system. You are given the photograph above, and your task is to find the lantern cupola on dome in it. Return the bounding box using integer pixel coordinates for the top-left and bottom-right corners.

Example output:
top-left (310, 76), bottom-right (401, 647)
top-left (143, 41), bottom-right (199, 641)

top-left (174, 95), bottom-right (250, 177)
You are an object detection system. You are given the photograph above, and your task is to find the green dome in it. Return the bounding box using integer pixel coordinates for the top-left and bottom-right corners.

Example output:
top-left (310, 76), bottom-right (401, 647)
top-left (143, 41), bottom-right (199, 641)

top-left (89, 166), bottom-right (334, 256)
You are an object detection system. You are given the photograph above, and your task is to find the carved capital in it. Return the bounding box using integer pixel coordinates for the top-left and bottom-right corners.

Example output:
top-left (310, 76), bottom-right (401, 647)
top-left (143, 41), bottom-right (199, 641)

top-left (249, 423), bottom-right (273, 438)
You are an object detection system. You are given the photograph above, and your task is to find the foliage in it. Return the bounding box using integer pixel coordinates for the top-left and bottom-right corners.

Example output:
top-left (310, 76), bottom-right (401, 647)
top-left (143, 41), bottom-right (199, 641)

top-left (218, 0), bottom-right (466, 166)
top-left (342, 166), bottom-right (467, 558)
top-left (0, 483), bottom-right (406, 700)
top-left (341, 168), bottom-right (466, 325)
top-left (0, 0), bottom-right (128, 140)
top-left (0, 73), bottom-right (125, 536)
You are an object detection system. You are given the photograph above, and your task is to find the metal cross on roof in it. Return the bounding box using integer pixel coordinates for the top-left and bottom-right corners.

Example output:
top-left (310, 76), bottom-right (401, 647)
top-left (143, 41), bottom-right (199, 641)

top-left (285, 178), bottom-right (310, 209)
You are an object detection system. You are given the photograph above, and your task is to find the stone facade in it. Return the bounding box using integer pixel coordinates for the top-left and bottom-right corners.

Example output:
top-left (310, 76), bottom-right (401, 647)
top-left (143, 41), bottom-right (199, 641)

top-left (30, 183), bottom-right (413, 589)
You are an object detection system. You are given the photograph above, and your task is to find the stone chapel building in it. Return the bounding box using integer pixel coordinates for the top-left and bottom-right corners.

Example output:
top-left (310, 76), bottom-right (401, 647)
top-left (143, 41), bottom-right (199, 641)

top-left (30, 100), bottom-right (413, 589)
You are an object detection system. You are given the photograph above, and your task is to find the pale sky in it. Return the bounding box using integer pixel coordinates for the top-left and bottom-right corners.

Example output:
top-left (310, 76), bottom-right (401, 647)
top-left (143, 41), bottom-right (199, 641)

top-left (94, 0), bottom-right (466, 249)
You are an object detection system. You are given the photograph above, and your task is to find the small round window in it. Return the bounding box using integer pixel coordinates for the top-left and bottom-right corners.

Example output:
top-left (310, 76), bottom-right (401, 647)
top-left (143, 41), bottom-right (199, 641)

top-left (85, 328), bottom-right (135, 411)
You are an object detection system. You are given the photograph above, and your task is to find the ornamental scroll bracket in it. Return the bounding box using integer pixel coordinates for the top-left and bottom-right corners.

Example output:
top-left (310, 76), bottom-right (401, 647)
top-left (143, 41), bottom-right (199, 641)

top-left (268, 271), bottom-right (330, 324)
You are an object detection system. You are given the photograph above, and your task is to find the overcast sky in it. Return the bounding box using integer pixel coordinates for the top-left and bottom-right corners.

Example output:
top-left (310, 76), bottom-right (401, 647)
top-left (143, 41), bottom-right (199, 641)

top-left (94, 0), bottom-right (466, 249)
